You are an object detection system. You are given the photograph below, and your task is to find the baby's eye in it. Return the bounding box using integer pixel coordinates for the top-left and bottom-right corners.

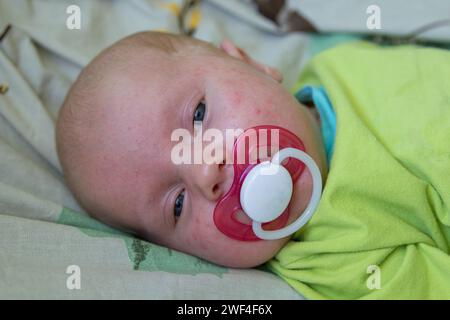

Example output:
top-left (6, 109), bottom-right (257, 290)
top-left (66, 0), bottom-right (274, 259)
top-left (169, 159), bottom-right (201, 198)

top-left (193, 102), bottom-right (206, 123)
top-left (174, 190), bottom-right (185, 219)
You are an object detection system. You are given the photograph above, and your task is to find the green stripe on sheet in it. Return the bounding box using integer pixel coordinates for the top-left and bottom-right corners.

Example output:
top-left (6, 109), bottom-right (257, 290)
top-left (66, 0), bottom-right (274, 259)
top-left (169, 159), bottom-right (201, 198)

top-left (58, 206), bottom-right (227, 276)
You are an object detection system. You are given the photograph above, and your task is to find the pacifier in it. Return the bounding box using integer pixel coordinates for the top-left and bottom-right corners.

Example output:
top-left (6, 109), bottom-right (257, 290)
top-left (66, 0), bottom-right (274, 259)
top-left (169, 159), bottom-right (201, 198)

top-left (213, 125), bottom-right (322, 241)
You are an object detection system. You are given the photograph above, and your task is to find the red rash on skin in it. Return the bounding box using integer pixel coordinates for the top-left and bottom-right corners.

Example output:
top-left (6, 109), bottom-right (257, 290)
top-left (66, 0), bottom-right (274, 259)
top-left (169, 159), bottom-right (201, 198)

top-left (231, 91), bottom-right (242, 106)
top-left (78, 40), bottom-right (328, 268)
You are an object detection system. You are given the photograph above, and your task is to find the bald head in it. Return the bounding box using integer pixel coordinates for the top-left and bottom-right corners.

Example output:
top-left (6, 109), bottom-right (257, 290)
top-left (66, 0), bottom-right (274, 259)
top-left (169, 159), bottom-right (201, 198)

top-left (55, 30), bottom-right (327, 268)
top-left (56, 31), bottom-right (218, 233)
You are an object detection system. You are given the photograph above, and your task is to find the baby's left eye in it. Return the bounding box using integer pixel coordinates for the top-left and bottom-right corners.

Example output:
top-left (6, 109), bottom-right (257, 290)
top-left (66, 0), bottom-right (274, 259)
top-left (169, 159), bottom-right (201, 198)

top-left (174, 190), bottom-right (185, 219)
top-left (193, 102), bottom-right (206, 123)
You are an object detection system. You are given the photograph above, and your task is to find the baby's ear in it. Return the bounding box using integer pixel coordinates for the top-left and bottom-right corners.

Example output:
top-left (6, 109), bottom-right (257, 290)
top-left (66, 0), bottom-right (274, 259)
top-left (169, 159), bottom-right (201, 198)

top-left (219, 40), bottom-right (283, 83)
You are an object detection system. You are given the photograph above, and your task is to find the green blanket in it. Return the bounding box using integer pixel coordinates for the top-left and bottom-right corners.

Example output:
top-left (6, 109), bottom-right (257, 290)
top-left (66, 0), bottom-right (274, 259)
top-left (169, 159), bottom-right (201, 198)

top-left (267, 41), bottom-right (450, 299)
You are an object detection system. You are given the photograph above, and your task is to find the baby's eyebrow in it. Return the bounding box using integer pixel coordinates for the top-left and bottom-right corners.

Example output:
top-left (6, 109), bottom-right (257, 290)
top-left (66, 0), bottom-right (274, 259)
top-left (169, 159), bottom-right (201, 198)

top-left (147, 168), bottom-right (177, 231)
top-left (161, 188), bottom-right (173, 228)
top-left (136, 160), bottom-right (171, 233)
top-left (138, 189), bottom-right (167, 237)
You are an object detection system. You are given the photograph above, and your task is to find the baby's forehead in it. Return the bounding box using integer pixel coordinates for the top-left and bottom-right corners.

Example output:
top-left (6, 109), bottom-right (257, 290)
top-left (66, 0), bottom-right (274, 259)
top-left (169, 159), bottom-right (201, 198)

top-left (91, 38), bottom-right (227, 157)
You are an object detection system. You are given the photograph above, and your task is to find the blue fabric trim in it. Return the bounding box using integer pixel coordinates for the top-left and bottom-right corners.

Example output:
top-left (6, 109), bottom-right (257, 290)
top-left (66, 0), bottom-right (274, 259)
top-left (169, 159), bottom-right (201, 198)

top-left (295, 86), bottom-right (336, 166)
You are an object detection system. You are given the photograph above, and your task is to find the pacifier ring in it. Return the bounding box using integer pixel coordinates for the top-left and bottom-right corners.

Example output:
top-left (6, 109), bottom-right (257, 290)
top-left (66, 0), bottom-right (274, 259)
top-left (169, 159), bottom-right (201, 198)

top-left (252, 148), bottom-right (322, 240)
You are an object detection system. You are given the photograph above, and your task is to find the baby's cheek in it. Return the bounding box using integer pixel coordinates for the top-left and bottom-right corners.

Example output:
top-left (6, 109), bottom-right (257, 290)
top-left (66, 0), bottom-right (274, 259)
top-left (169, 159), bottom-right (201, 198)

top-left (186, 214), bottom-right (246, 262)
top-left (182, 214), bottom-right (214, 253)
top-left (230, 89), bottom-right (243, 106)
top-left (248, 96), bottom-right (280, 121)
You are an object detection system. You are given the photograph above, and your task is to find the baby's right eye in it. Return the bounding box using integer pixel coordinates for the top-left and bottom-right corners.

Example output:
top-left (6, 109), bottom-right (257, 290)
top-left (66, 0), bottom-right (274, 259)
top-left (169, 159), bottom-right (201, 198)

top-left (174, 190), bottom-right (185, 219)
top-left (193, 102), bottom-right (206, 123)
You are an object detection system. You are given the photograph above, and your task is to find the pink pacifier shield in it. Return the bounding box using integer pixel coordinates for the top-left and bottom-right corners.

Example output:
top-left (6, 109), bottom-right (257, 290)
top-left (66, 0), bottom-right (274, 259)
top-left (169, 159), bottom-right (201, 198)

top-left (213, 125), bottom-right (306, 241)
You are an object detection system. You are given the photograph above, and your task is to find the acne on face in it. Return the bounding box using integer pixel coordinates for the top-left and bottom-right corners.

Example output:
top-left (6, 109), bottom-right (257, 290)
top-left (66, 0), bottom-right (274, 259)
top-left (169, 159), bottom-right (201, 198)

top-left (230, 90), bottom-right (243, 106)
top-left (83, 43), bottom-right (327, 268)
top-left (174, 53), bottom-right (324, 265)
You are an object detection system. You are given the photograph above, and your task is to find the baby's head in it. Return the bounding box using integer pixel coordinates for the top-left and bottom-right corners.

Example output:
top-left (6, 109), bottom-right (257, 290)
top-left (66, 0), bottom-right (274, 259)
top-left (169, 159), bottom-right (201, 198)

top-left (56, 32), bottom-right (326, 268)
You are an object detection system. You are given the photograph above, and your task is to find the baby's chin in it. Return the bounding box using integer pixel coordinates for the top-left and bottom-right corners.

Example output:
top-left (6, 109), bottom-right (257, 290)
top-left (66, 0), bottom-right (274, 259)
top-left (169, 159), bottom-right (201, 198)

top-left (195, 235), bottom-right (290, 269)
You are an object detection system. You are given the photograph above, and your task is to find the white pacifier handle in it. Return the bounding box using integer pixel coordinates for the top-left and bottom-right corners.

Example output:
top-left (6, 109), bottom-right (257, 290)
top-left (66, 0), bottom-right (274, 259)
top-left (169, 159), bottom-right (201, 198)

top-left (248, 147), bottom-right (322, 240)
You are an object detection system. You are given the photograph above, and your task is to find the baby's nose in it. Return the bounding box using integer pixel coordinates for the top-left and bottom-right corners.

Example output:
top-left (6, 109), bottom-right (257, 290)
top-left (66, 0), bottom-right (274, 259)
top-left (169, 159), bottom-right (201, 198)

top-left (194, 161), bottom-right (233, 202)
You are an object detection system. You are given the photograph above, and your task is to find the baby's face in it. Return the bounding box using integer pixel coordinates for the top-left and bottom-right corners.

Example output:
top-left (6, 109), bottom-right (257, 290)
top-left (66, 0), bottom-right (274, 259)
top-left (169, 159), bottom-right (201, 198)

top-left (85, 45), bottom-right (326, 267)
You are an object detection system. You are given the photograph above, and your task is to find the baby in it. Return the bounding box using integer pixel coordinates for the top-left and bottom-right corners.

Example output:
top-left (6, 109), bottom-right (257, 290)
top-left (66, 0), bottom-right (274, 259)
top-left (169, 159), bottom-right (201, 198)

top-left (57, 31), bottom-right (450, 298)
top-left (56, 31), bottom-right (328, 268)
